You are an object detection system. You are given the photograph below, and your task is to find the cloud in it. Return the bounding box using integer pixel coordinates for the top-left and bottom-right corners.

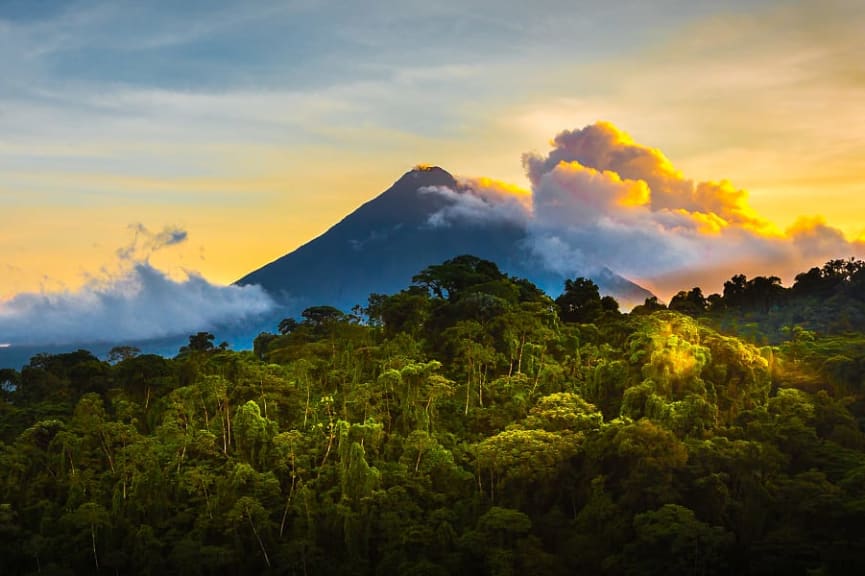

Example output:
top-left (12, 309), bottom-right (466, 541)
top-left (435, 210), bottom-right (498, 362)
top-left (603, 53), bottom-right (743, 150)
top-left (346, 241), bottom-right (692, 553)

top-left (0, 225), bottom-right (274, 346)
top-left (452, 121), bottom-right (865, 296)
top-left (785, 216), bottom-right (853, 259)
top-left (523, 121), bottom-right (764, 228)
top-left (116, 223), bottom-right (188, 260)
top-left (421, 177), bottom-right (532, 227)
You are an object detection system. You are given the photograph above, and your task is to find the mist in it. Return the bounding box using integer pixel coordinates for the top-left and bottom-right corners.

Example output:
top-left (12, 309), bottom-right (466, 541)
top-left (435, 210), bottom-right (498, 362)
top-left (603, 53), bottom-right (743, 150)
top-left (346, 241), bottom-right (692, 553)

top-left (0, 225), bottom-right (274, 347)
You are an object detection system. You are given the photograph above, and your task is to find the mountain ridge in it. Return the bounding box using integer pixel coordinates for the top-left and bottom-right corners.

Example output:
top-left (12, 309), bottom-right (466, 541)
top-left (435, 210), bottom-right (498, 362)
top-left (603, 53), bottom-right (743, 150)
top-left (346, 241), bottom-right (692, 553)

top-left (236, 166), bottom-right (653, 311)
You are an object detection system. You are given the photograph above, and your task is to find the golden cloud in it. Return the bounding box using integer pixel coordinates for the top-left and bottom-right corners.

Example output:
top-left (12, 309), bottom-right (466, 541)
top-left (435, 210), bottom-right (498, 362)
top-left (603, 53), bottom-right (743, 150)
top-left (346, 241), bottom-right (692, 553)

top-left (515, 121), bottom-right (865, 294)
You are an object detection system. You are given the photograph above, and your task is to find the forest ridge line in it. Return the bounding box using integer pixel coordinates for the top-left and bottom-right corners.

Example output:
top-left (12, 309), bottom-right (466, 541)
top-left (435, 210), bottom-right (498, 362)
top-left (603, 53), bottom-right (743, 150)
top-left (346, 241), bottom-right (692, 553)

top-left (2, 254), bottom-right (865, 574)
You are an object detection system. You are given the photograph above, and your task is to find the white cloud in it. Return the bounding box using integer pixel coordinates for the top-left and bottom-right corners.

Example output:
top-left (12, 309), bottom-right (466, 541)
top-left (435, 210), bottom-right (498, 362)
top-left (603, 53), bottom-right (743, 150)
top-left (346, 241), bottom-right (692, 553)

top-left (0, 263), bottom-right (274, 346)
top-left (0, 224), bottom-right (275, 346)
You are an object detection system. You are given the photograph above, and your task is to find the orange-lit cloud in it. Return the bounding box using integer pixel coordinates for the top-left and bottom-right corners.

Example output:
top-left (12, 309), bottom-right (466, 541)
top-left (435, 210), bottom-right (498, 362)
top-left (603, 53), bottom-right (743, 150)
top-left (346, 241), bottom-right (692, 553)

top-left (422, 176), bottom-right (532, 228)
top-left (427, 121), bottom-right (865, 298)
top-left (524, 121), bottom-right (766, 229)
top-left (528, 123), bottom-right (865, 295)
top-left (787, 216), bottom-right (858, 259)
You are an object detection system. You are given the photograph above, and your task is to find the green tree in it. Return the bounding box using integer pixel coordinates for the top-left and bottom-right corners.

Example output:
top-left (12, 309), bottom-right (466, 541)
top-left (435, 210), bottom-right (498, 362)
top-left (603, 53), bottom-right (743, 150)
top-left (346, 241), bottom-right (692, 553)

top-left (622, 504), bottom-right (734, 575)
top-left (555, 277), bottom-right (604, 324)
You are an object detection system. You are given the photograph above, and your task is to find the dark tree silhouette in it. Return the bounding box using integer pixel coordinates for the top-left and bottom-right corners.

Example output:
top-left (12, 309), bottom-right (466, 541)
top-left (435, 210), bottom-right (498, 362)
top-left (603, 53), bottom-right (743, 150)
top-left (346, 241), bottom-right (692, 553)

top-left (556, 277), bottom-right (604, 323)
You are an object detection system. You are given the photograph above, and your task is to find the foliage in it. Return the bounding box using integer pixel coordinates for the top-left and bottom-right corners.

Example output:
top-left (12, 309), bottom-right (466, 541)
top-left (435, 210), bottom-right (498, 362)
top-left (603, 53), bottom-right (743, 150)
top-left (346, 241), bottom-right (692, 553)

top-left (2, 256), bottom-right (865, 575)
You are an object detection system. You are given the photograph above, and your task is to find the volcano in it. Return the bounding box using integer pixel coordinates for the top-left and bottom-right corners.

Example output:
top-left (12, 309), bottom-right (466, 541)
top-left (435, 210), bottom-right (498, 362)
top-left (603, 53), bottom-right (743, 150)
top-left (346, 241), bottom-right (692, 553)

top-left (236, 166), bottom-right (652, 311)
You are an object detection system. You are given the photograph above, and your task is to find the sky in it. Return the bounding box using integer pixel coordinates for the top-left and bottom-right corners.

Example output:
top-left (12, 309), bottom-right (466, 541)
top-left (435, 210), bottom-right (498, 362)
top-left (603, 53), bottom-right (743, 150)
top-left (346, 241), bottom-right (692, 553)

top-left (1, 0), bottom-right (864, 344)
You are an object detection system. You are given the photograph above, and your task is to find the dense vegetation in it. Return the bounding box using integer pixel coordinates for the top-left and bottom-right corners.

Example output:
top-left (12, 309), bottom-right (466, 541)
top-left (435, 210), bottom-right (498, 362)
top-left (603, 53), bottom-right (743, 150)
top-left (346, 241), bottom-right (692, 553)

top-left (2, 255), bottom-right (865, 575)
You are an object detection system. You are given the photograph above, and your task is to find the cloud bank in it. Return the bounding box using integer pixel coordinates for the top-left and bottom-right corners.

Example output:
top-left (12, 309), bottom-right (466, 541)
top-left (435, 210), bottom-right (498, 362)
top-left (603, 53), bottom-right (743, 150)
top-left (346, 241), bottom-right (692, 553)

top-left (0, 225), bottom-right (274, 346)
top-left (426, 121), bottom-right (865, 296)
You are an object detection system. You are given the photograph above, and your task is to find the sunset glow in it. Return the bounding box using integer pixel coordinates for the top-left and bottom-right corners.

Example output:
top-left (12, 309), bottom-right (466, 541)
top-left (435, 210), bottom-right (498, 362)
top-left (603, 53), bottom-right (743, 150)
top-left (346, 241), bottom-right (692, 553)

top-left (1, 0), bottom-right (863, 302)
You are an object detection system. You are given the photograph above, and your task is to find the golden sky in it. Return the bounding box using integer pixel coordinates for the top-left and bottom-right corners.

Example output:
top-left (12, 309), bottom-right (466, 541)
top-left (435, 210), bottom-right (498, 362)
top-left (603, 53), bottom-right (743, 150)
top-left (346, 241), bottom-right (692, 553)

top-left (1, 0), bottom-right (864, 302)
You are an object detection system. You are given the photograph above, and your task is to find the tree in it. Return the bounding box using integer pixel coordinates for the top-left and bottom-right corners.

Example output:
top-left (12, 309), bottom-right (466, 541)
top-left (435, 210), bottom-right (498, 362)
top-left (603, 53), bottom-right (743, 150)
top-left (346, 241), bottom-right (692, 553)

top-left (113, 353), bottom-right (171, 413)
top-left (723, 274), bottom-right (749, 307)
top-left (622, 504), bottom-right (734, 575)
top-left (668, 287), bottom-right (707, 316)
top-left (371, 288), bottom-right (432, 337)
top-left (722, 274), bottom-right (786, 311)
top-left (227, 496), bottom-right (273, 569)
top-left (555, 278), bottom-right (604, 323)
top-left (182, 332), bottom-right (216, 354)
top-left (412, 255), bottom-right (508, 301)
top-left (601, 295), bottom-right (620, 314)
top-left (442, 321), bottom-right (497, 415)
top-left (524, 392), bottom-right (603, 433)
top-left (108, 345), bottom-right (140, 364)
top-left (461, 507), bottom-right (533, 576)
top-left (253, 331), bottom-right (279, 360)
top-left (587, 419), bottom-right (688, 511)
top-left (631, 296), bottom-right (667, 315)
top-left (234, 400), bottom-right (275, 466)
top-left (476, 428), bottom-right (577, 505)
top-left (67, 502), bottom-right (110, 571)
top-left (0, 368), bottom-right (18, 398)
top-left (301, 305), bottom-right (346, 327)
top-left (278, 317), bottom-right (299, 335)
